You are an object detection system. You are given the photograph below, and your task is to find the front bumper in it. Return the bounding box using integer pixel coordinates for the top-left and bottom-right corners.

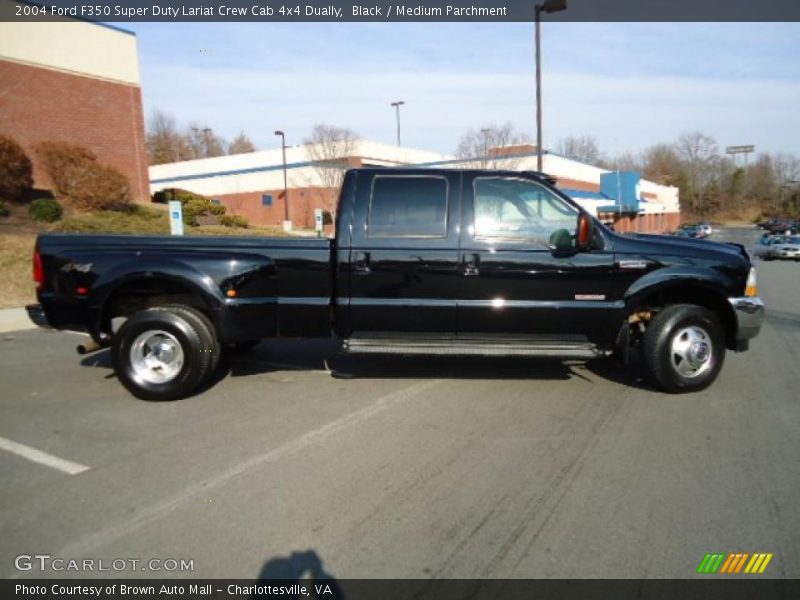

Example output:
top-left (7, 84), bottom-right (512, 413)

top-left (728, 296), bottom-right (765, 350)
top-left (25, 303), bottom-right (51, 329)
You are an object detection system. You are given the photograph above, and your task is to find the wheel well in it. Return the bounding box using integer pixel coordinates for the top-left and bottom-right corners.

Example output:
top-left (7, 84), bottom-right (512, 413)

top-left (630, 285), bottom-right (737, 349)
top-left (102, 278), bottom-right (214, 336)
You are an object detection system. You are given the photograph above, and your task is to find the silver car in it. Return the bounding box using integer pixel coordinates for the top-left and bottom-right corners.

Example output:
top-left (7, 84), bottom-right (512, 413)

top-left (767, 235), bottom-right (800, 260)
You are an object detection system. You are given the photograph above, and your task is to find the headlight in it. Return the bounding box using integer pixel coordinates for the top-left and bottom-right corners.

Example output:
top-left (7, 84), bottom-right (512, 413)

top-left (745, 267), bottom-right (758, 297)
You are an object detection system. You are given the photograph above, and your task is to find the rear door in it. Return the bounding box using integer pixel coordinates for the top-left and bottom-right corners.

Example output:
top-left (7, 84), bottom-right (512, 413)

top-left (346, 171), bottom-right (461, 337)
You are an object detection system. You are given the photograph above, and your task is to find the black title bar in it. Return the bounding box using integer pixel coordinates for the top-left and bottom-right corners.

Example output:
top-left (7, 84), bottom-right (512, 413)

top-left (3, 0), bottom-right (800, 22)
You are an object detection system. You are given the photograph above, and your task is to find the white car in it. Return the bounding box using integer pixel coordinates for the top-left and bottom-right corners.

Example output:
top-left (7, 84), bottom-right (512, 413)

top-left (767, 236), bottom-right (800, 260)
top-left (697, 222), bottom-right (713, 236)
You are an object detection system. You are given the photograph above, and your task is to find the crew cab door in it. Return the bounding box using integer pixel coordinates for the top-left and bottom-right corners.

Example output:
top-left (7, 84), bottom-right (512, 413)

top-left (457, 174), bottom-right (623, 343)
top-left (345, 171), bottom-right (462, 336)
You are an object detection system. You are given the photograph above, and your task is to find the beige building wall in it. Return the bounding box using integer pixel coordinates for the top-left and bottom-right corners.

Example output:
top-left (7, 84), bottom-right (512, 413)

top-left (0, 18), bottom-right (140, 85)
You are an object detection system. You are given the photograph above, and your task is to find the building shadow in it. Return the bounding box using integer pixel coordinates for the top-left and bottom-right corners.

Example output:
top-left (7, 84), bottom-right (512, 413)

top-left (253, 550), bottom-right (343, 599)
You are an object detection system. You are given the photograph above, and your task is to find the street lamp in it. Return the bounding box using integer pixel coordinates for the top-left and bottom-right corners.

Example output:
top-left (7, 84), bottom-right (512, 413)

top-left (274, 130), bottom-right (289, 226)
top-left (391, 101), bottom-right (405, 146)
top-left (535, 0), bottom-right (567, 172)
top-left (481, 128), bottom-right (491, 168)
top-left (192, 126), bottom-right (212, 157)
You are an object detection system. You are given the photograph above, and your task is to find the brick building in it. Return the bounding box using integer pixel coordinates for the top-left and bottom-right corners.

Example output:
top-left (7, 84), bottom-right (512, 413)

top-left (0, 17), bottom-right (149, 201)
top-left (150, 141), bottom-right (680, 233)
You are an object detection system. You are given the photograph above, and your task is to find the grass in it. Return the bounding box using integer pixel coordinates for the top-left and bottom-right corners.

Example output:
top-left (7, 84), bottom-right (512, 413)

top-left (0, 232), bottom-right (36, 309)
top-left (0, 202), bottom-right (294, 309)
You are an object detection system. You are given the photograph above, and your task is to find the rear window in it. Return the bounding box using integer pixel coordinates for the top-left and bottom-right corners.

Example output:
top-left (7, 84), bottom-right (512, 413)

top-left (368, 176), bottom-right (448, 238)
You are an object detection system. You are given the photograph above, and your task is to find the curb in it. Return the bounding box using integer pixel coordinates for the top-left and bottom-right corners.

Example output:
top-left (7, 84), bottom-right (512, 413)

top-left (0, 307), bottom-right (36, 334)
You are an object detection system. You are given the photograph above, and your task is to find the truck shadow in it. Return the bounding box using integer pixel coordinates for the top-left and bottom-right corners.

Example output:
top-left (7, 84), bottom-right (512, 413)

top-left (213, 338), bottom-right (649, 389)
top-left (79, 338), bottom-right (648, 395)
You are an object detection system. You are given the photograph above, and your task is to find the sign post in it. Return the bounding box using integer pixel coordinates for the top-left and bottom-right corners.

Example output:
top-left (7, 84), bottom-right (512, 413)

top-left (168, 201), bottom-right (184, 236)
top-left (314, 208), bottom-right (323, 237)
top-left (725, 145), bottom-right (755, 167)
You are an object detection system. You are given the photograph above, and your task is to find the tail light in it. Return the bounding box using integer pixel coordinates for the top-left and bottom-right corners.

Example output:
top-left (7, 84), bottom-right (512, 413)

top-left (33, 249), bottom-right (44, 291)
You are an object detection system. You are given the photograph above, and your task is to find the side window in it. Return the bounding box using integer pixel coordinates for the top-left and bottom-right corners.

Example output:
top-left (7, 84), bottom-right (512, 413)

top-left (474, 177), bottom-right (579, 248)
top-left (368, 176), bottom-right (448, 238)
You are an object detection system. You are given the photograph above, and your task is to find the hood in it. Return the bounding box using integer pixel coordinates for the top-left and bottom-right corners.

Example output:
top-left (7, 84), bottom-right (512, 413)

top-left (610, 232), bottom-right (750, 263)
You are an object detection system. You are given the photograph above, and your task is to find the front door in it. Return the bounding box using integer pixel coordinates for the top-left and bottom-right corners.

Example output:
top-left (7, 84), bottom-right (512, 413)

top-left (457, 174), bottom-right (623, 344)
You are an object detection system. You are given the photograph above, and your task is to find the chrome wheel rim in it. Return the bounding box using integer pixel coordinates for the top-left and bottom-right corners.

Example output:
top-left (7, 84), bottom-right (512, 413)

top-left (130, 330), bottom-right (184, 384)
top-left (669, 325), bottom-right (713, 379)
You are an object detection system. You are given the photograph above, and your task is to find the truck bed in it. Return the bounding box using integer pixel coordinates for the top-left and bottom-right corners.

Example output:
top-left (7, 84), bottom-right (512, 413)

top-left (36, 233), bottom-right (334, 341)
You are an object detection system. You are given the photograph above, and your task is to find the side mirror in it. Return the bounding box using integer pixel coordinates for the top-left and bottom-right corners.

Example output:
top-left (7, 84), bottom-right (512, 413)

top-left (576, 213), bottom-right (592, 248)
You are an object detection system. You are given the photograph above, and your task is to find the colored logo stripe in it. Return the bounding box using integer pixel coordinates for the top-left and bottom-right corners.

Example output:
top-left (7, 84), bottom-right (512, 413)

top-left (745, 553), bottom-right (773, 574)
top-left (698, 552), bottom-right (773, 574)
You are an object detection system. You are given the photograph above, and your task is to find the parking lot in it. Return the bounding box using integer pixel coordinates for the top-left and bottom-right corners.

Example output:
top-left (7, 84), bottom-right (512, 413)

top-left (1, 227), bottom-right (798, 579)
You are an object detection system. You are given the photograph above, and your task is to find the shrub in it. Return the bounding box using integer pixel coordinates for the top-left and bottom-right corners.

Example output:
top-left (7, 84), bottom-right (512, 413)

top-left (0, 199), bottom-right (10, 218)
top-left (181, 198), bottom-right (208, 226)
top-left (67, 163), bottom-right (131, 211)
top-left (218, 214), bottom-right (248, 228)
top-left (0, 135), bottom-right (34, 201)
top-left (53, 206), bottom-right (168, 234)
top-left (35, 141), bottom-right (131, 210)
top-left (322, 210), bottom-right (333, 225)
top-left (29, 198), bottom-right (63, 222)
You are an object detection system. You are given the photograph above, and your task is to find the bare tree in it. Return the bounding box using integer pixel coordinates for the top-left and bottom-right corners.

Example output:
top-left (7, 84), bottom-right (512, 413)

top-left (304, 124), bottom-right (359, 215)
top-left (228, 132), bottom-right (256, 155)
top-left (640, 143), bottom-right (682, 186)
top-left (455, 123), bottom-right (527, 170)
top-left (186, 123), bottom-right (226, 159)
top-left (674, 132), bottom-right (720, 211)
top-left (608, 151), bottom-right (641, 173)
top-left (146, 109), bottom-right (192, 165)
top-left (556, 135), bottom-right (603, 165)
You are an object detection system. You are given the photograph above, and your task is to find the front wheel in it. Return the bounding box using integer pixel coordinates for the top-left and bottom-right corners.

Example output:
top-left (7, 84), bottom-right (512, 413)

top-left (111, 307), bottom-right (217, 400)
top-left (642, 304), bottom-right (725, 393)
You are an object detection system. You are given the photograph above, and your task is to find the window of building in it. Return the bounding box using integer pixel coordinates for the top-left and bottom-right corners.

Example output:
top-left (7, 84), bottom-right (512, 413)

top-left (262, 194), bottom-right (273, 206)
top-left (368, 176), bottom-right (448, 238)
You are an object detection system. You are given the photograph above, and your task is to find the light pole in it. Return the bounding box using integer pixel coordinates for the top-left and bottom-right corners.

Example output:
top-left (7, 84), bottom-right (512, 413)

top-left (535, 0), bottom-right (567, 172)
top-left (192, 126), bottom-right (212, 156)
top-left (391, 101), bottom-right (405, 146)
top-left (481, 128), bottom-right (491, 168)
top-left (274, 130), bottom-right (289, 226)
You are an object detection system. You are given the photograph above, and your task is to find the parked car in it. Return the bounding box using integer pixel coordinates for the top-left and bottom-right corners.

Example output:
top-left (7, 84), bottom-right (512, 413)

top-left (766, 235), bottom-right (800, 260)
top-left (668, 229), bottom-right (692, 238)
top-left (766, 219), bottom-right (796, 235)
top-left (697, 221), bottom-right (713, 236)
top-left (27, 168), bottom-right (764, 398)
top-left (680, 225), bottom-right (704, 239)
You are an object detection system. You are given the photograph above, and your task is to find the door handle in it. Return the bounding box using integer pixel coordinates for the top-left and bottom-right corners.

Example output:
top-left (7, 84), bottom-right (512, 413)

top-left (462, 253), bottom-right (480, 277)
top-left (353, 251), bottom-right (371, 274)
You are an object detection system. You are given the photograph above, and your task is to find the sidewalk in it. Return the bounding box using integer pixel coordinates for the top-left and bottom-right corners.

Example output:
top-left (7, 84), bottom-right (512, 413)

top-left (0, 307), bottom-right (36, 334)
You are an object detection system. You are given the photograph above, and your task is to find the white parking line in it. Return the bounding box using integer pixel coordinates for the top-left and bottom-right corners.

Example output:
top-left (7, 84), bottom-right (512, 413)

top-left (52, 379), bottom-right (441, 557)
top-left (0, 436), bottom-right (90, 475)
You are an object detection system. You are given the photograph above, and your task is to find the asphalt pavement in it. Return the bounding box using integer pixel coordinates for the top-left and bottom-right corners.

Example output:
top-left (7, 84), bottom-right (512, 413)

top-left (0, 227), bottom-right (797, 580)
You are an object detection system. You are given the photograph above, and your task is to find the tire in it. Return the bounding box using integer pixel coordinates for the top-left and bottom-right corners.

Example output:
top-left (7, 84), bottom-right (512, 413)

top-left (111, 306), bottom-right (217, 400)
top-left (642, 304), bottom-right (725, 393)
top-left (222, 340), bottom-right (260, 355)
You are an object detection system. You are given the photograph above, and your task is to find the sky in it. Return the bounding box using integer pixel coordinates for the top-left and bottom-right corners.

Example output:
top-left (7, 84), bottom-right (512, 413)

top-left (124, 21), bottom-right (800, 159)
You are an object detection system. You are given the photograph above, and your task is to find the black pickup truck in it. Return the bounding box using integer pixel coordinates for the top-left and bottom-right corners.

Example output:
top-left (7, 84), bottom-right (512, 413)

top-left (28, 168), bottom-right (764, 400)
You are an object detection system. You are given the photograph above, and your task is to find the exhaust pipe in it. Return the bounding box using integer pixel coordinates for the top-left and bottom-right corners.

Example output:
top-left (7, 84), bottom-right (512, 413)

top-left (76, 338), bottom-right (103, 355)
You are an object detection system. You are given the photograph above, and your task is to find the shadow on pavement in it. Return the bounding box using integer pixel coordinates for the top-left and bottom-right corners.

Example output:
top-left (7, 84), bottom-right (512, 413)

top-left (80, 337), bottom-right (653, 395)
top-left (253, 549), bottom-right (343, 599)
